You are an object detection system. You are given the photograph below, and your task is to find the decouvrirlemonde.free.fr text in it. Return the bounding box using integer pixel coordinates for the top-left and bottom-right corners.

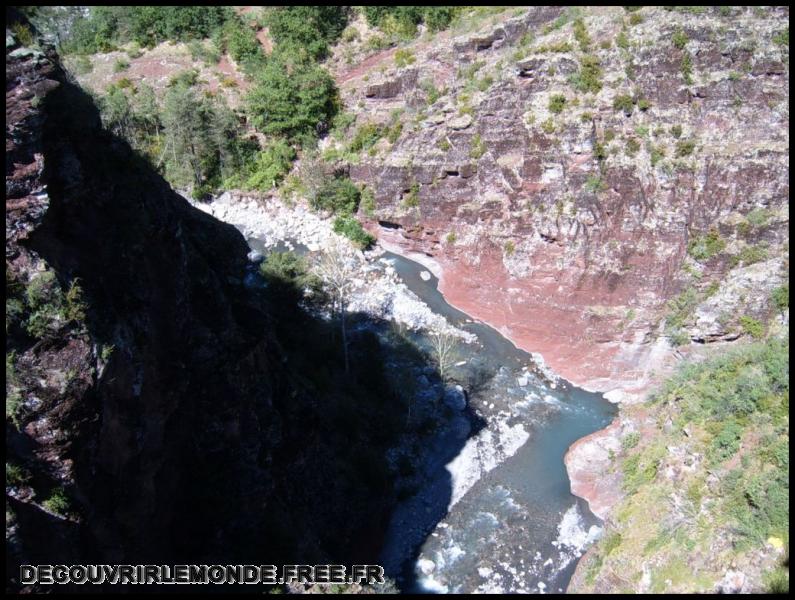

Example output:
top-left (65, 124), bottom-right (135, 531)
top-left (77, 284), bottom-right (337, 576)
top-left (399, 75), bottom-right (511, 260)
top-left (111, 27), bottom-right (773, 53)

top-left (20, 564), bottom-right (385, 585)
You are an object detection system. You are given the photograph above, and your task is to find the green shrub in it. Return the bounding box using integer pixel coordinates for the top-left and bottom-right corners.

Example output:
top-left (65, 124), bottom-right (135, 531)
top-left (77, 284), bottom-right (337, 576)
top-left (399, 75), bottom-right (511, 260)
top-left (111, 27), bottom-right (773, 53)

top-left (266, 6), bottom-right (349, 61)
top-left (363, 7), bottom-right (459, 37)
top-left (247, 54), bottom-right (338, 142)
top-left (403, 182), bottom-right (420, 208)
top-left (650, 145), bottom-right (665, 167)
top-left (446, 232), bottom-right (457, 244)
top-left (613, 94), bottom-right (635, 115)
top-left (772, 29), bottom-right (789, 46)
top-left (63, 280), bottom-right (87, 324)
top-left (437, 138), bottom-right (451, 151)
top-left (622, 431), bottom-right (640, 451)
top-left (42, 489), bottom-right (70, 515)
top-left (536, 40), bottom-right (573, 53)
top-left (360, 186), bottom-right (376, 217)
top-left (670, 124), bottom-right (683, 138)
top-left (573, 18), bottom-right (591, 51)
top-left (708, 420), bottom-right (743, 463)
top-left (628, 13), bottom-right (643, 25)
top-left (6, 462), bottom-right (30, 487)
top-left (365, 34), bottom-right (389, 51)
top-left (570, 55), bottom-right (603, 93)
top-left (584, 175), bottom-right (605, 193)
top-left (771, 284), bottom-right (789, 312)
top-left (168, 68), bottom-right (199, 88)
top-left (341, 26), bottom-right (360, 43)
top-left (548, 94), bottom-right (567, 114)
top-left (672, 28), bottom-right (688, 50)
top-left (676, 139), bottom-right (696, 156)
top-left (113, 57), bottom-right (130, 73)
top-left (63, 7), bottom-right (232, 53)
top-left (469, 133), bottom-right (486, 159)
top-left (687, 228), bottom-right (725, 261)
top-left (394, 48), bottom-right (416, 68)
top-left (669, 328), bottom-right (691, 347)
top-left (504, 240), bottom-right (515, 256)
top-left (622, 445), bottom-right (663, 493)
top-left (625, 137), bottom-right (641, 156)
top-left (765, 567), bottom-right (789, 594)
top-left (616, 29), bottom-right (630, 50)
top-left (638, 98), bottom-right (651, 111)
top-left (739, 316), bottom-right (765, 339)
top-left (421, 79), bottom-right (444, 105)
top-left (333, 215), bottom-right (376, 249)
top-left (602, 531), bottom-right (623, 555)
top-left (593, 142), bottom-right (607, 162)
top-left (746, 208), bottom-right (773, 227)
top-left (681, 51), bottom-right (693, 84)
top-left (665, 286), bottom-right (699, 332)
top-left (541, 118), bottom-right (555, 134)
top-left (244, 139), bottom-right (296, 191)
top-left (24, 271), bottom-right (64, 339)
top-left (730, 244), bottom-right (768, 268)
top-left (348, 122), bottom-right (383, 153)
top-left (11, 22), bottom-right (34, 47)
top-left (259, 251), bottom-right (316, 291)
top-left (312, 176), bottom-right (361, 215)
top-left (126, 41), bottom-right (143, 59)
top-left (476, 75), bottom-right (494, 92)
top-left (386, 121), bottom-right (403, 144)
top-left (216, 17), bottom-right (263, 72)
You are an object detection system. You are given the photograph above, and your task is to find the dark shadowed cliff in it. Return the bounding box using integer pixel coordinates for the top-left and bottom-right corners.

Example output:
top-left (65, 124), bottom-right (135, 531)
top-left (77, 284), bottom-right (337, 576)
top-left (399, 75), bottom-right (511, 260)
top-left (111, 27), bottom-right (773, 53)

top-left (5, 13), bottom-right (421, 592)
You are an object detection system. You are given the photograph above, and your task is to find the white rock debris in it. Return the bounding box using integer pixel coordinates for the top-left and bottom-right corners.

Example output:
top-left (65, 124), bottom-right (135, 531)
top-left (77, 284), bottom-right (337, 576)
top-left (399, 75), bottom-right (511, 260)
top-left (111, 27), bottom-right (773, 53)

top-left (189, 192), bottom-right (474, 342)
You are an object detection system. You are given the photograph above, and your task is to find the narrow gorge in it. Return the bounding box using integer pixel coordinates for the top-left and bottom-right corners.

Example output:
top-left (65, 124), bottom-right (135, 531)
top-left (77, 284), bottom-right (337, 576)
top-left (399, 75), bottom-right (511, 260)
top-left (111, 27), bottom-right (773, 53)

top-left (6, 5), bottom-right (789, 595)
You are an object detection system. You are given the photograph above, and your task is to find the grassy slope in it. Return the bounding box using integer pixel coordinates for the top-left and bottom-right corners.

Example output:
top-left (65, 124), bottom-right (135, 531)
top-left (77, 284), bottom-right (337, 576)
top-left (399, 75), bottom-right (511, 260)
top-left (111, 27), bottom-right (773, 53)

top-left (574, 335), bottom-right (789, 593)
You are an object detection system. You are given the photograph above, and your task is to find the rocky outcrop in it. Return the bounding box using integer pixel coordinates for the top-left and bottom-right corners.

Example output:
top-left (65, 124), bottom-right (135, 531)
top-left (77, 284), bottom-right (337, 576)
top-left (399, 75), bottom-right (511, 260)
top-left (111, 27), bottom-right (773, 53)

top-left (563, 417), bottom-right (624, 521)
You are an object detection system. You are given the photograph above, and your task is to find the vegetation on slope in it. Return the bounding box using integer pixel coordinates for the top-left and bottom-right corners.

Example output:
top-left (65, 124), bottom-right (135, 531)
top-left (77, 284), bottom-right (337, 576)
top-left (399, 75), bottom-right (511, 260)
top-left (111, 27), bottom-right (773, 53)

top-left (578, 335), bottom-right (789, 593)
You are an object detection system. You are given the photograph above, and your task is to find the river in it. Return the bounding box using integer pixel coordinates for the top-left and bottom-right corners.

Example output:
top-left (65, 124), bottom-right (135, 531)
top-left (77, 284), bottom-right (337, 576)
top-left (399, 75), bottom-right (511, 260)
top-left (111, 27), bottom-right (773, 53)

top-left (247, 234), bottom-right (617, 593)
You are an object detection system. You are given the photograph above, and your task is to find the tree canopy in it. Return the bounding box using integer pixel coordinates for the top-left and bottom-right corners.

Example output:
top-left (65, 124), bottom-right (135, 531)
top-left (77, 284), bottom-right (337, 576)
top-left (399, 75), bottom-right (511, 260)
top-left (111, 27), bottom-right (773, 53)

top-left (246, 54), bottom-right (338, 142)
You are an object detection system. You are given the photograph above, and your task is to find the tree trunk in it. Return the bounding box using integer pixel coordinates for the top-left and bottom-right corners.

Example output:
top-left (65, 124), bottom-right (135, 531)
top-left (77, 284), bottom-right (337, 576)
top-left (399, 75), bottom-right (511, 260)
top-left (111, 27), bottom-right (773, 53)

top-left (340, 299), bottom-right (349, 375)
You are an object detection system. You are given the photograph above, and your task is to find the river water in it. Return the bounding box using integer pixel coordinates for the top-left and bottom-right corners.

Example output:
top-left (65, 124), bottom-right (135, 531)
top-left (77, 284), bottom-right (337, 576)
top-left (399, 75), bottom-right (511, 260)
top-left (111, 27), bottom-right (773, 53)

top-left (247, 235), bottom-right (616, 594)
top-left (378, 252), bottom-right (616, 594)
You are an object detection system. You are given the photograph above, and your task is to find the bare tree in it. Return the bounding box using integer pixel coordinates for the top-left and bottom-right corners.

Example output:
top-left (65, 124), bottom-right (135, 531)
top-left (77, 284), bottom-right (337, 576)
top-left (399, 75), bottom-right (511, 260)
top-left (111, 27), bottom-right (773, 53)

top-left (313, 239), bottom-right (358, 374)
top-left (428, 327), bottom-right (460, 383)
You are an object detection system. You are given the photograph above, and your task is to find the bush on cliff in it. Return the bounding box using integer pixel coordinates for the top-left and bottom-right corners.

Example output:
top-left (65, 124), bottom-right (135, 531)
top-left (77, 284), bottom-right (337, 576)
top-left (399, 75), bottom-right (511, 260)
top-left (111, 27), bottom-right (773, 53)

top-left (333, 216), bottom-right (376, 250)
top-left (239, 139), bottom-right (296, 192)
top-left (213, 16), bottom-right (265, 74)
top-left (266, 6), bottom-right (350, 61)
top-left (246, 54), bottom-right (338, 143)
top-left (362, 6), bottom-right (462, 39)
top-left (64, 6), bottom-right (233, 53)
top-left (311, 176), bottom-right (361, 215)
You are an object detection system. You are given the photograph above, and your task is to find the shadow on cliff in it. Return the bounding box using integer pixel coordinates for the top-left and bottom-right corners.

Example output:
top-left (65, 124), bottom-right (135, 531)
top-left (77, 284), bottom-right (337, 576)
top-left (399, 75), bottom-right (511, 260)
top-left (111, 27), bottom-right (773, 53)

top-left (5, 27), bottom-right (485, 592)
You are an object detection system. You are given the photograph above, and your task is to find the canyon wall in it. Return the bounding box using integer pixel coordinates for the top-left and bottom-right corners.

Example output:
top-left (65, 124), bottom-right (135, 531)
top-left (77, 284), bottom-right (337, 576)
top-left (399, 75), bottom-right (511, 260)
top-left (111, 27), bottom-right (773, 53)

top-left (333, 6), bottom-right (789, 396)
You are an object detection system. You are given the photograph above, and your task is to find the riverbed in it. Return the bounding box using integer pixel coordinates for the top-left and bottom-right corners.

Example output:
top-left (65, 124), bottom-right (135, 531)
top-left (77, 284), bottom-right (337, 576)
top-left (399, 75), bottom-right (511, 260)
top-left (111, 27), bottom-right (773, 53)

top-left (377, 251), bottom-right (616, 593)
top-left (195, 194), bottom-right (617, 593)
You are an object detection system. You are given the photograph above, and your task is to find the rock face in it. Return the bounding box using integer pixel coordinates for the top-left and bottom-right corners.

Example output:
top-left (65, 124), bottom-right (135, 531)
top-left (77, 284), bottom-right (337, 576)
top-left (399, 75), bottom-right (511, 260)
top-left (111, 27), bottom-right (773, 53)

top-left (336, 6), bottom-right (790, 397)
top-left (563, 417), bottom-right (623, 521)
top-left (5, 18), bottom-right (403, 590)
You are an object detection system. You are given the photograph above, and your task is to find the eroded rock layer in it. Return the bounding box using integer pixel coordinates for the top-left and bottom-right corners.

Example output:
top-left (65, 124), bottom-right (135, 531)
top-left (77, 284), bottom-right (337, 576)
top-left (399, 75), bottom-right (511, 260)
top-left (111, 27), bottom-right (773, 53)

top-left (334, 6), bottom-right (789, 395)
